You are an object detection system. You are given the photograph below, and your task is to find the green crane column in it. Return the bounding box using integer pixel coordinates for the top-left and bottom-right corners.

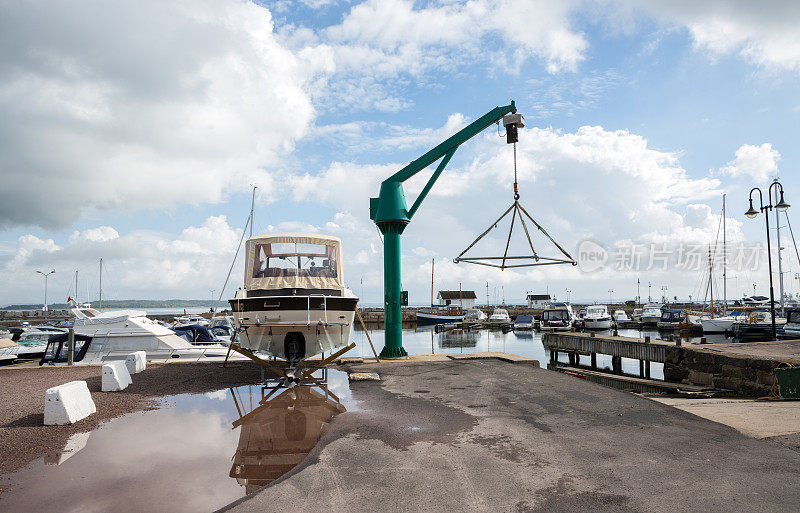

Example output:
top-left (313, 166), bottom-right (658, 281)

top-left (380, 221), bottom-right (408, 357)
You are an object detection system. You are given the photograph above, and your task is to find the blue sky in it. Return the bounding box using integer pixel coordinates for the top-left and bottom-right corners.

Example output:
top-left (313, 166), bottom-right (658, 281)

top-left (1, 0), bottom-right (799, 306)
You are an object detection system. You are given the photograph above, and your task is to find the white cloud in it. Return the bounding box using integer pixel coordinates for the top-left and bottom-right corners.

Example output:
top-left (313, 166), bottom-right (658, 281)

top-left (627, 1), bottom-right (800, 73)
top-left (0, 0), bottom-right (317, 229)
top-left (718, 143), bottom-right (781, 183)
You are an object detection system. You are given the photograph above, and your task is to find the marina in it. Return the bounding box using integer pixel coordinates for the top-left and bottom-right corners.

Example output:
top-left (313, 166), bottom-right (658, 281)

top-left (4, 1), bottom-right (800, 510)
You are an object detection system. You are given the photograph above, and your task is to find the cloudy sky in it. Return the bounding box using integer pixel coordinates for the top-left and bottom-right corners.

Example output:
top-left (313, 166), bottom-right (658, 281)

top-left (2, 0), bottom-right (799, 306)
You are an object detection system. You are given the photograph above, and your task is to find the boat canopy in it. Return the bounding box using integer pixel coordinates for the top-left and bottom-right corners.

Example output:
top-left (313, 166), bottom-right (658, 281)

top-left (245, 233), bottom-right (344, 291)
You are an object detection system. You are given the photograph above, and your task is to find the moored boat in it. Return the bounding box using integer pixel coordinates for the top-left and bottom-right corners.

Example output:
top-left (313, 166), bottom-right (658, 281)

top-left (584, 305), bottom-right (612, 330)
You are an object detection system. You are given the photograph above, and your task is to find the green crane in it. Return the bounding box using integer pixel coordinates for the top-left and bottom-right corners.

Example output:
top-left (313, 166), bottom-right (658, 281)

top-left (369, 101), bottom-right (522, 357)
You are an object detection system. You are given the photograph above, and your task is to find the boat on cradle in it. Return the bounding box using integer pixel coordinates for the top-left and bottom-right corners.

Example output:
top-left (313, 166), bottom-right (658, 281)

top-left (731, 310), bottom-right (787, 342)
top-left (778, 308), bottom-right (800, 339)
top-left (539, 303), bottom-right (574, 332)
top-left (513, 314), bottom-right (534, 330)
top-left (229, 233), bottom-right (358, 371)
top-left (39, 306), bottom-right (230, 365)
top-left (613, 310), bottom-right (630, 323)
top-left (583, 305), bottom-right (613, 330)
top-left (416, 306), bottom-right (465, 325)
top-left (486, 308), bottom-right (511, 326)
top-left (463, 308), bottom-right (487, 323)
top-left (0, 337), bottom-right (18, 364)
top-left (656, 309), bottom-right (686, 331)
top-left (640, 304), bottom-right (663, 326)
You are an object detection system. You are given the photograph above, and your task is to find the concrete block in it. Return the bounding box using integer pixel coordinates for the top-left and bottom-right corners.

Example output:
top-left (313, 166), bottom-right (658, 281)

top-left (44, 381), bottom-right (96, 425)
top-left (102, 361), bottom-right (132, 391)
top-left (125, 351), bottom-right (146, 374)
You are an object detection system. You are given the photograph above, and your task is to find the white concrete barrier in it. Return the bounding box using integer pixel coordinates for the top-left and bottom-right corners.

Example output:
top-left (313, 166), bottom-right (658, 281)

top-left (44, 381), bottom-right (96, 425)
top-left (125, 351), bottom-right (146, 375)
top-left (102, 361), bottom-right (132, 391)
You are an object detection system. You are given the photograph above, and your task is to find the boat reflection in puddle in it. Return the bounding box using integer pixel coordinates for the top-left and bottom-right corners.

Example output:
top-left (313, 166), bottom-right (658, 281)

top-left (229, 378), bottom-right (347, 494)
top-left (0, 370), bottom-right (352, 513)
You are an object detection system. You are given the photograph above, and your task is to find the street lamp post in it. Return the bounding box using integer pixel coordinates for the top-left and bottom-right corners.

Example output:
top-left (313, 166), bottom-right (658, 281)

top-left (608, 289), bottom-right (614, 305)
top-left (36, 269), bottom-right (56, 311)
top-left (565, 288), bottom-right (571, 303)
top-left (745, 181), bottom-right (790, 341)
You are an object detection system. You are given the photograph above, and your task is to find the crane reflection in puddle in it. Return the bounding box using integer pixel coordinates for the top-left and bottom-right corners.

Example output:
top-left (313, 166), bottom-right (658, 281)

top-left (228, 372), bottom-right (347, 494)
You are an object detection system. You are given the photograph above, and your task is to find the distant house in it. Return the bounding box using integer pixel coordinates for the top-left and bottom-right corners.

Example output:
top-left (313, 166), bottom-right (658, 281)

top-left (526, 294), bottom-right (551, 308)
top-left (437, 290), bottom-right (477, 309)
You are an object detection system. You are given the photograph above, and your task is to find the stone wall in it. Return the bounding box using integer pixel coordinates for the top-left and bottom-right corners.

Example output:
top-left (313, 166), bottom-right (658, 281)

top-left (665, 346), bottom-right (779, 397)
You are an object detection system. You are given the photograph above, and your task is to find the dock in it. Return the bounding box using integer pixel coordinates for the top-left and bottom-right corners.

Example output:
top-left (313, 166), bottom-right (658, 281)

top-left (544, 331), bottom-right (800, 397)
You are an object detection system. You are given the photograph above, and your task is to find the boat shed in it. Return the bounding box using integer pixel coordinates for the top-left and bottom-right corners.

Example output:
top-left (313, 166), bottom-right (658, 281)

top-left (526, 294), bottom-right (551, 308)
top-left (437, 290), bottom-right (477, 309)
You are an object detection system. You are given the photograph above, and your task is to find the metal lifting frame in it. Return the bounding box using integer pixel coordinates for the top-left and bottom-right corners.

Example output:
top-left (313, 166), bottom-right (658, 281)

top-left (370, 101), bottom-right (518, 358)
top-left (453, 199), bottom-right (575, 269)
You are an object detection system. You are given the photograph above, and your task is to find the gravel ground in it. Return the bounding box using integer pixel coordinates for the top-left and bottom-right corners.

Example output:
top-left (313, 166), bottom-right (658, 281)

top-left (0, 361), bottom-right (266, 480)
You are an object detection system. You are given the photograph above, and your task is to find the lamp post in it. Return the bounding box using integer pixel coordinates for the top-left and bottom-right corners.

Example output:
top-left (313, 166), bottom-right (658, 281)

top-left (36, 269), bottom-right (56, 311)
top-left (608, 289), bottom-right (614, 305)
top-left (565, 288), bottom-right (571, 302)
top-left (745, 181), bottom-right (790, 341)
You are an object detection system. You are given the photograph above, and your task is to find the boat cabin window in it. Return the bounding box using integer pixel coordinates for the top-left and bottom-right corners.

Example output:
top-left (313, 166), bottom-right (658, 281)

top-left (587, 306), bottom-right (605, 315)
top-left (788, 310), bottom-right (800, 324)
top-left (79, 309), bottom-right (96, 318)
top-left (252, 242), bottom-right (337, 279)
top-left (542, 310), bottom-right (569, 321)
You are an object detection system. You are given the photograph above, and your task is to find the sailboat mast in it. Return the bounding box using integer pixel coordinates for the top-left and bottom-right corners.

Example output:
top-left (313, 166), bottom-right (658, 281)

top-left (708, 246), bottom-right (714, 319)
top-left (75, 270), bottom-right (78, 304)
top-left (99, 258), bottom-right (103, 311)
top-left (722, 194), bottom-right (727, 315)
top-left (430, 258), bottom-right (434, 307)
top-left (249, 186), bottom-right (257, 238)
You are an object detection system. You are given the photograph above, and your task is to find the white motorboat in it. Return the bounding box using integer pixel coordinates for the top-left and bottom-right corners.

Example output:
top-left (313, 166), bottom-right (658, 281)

top-left (778, 309), bottom-right (800, 339)
top-left (584, 305), bottom-right (613, 330)
top-left (731, 310), bottom-right (787, 342)
top-left (463, 308), bottom-right (487, 323)
top-left (540, 303), bottom-right (573, 332)
top-left (173, 314), bottom-right (210, 327)
top-left (613, 310), bottom-right (630, 323)
top-left (487, 308), bottom-right (511, 325)
top-left (40, 305), bottom-right (230, 364)
top-left (631, 308), bottom-right (643, 322)
top-left (229, 233), bottom-right (358, 369)
top-left (641, 304), bottom-right (663, 326)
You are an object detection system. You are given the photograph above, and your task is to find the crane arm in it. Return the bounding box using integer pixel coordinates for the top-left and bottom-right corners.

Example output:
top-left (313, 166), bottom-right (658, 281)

top-left (370, 101), bottom-right (517, 224)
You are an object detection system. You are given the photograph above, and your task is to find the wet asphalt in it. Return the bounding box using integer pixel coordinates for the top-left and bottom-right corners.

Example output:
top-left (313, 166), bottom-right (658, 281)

top-left (220, 358), bottom-right (800, 513)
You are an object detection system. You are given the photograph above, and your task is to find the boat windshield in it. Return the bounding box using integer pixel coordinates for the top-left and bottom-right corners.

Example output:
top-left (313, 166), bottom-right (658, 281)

top-left (542, 310), bottom-right (569, 321)
top-left (252, 242), bottom-right (337, 279)
top-left (587, 306), bottom-right (605, 316)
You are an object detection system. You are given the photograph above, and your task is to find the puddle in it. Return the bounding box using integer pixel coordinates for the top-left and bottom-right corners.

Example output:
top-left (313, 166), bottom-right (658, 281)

top-left (0, 369), bottom-right (355, 513)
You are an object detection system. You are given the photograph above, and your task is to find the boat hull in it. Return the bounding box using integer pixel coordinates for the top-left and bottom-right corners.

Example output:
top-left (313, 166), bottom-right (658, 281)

top-left (701, 317), bottom-right (736, 334)
top-left (584, 318), bottom-right (612, 330)
top-left (231, 295), bottom-right (357, 359)
top-left (416, 312), bottom-right (465, 325)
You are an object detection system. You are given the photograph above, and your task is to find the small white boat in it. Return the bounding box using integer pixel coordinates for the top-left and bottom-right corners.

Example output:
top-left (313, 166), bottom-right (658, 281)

top-left (613, 310), bottom-right (630, 323)
top-left (641, 304), bottom-right (663, 326)
top-left (631, 308), bottom-right (643, 322)
top-left (731, 310), bottom-right (787, 341)
top-left (778, 309), bottom-right (800, 339)
top-left (584, 305), bottom-right (613, 330)
top-left (464, 308), bottom-right (487, 322)
top-left (487, 308), bottom-right (511, 324)
top-left (173, 314), bottom-right (210, 327)
top-left (700, 315), bottom-right (740, 334)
